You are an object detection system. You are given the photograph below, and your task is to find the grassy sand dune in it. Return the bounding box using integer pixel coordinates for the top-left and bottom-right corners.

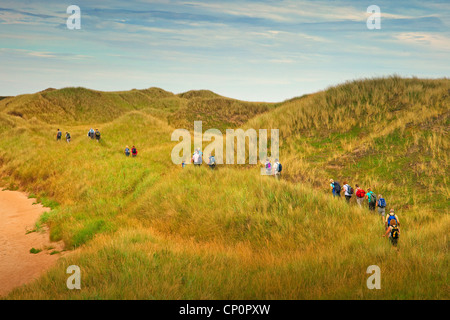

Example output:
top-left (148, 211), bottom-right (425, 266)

top-left (0, 77), bottom-right (448, 299)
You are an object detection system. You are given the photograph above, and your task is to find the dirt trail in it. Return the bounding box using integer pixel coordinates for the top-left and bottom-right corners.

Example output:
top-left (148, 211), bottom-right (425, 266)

top-left (0, 189), bottom-right (65, 297)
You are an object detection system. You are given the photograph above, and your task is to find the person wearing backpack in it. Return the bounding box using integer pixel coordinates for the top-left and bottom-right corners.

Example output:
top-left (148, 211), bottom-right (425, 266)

top-left (329, 179), bottom-right (341, 197)
top-left (208, 153), bottom-right (216, 170)
top-left (193, 150), bottom-right (200, 167)
top-left (385, 209), bottom-right (400, 230)
top-left (366, 188), bottom-right (376, 211)
top-left (131, 146), bottom-right (138, 157)
top-left (334, 181), bottom-right (341, 197)
top-left (383, 218), bottom-right (400, 249)
top-left (65, 132), bottom-right (71, 143)
top-left (355, 184), bottom-right (366, 207)
top-left (197, 148), bottom-right (203, 165)
top-left (265, 158), bottom-right (272, 176)
top-left (274, 159), bottom-right (282, 179)
top-left (330, 179), bottom-right (335, 196)
top-left (88, 128), bottom-right (95, 139)
top-left (343, 181), bottom-right (353, 203)
top-left (95, 129), bottom-right (101, 142)
top-left (56, 129), bottom-right (62, 141)
top-left (377, 194), bottom-right (387, 223)
top-left (124, 146), bottom-right (130, 157)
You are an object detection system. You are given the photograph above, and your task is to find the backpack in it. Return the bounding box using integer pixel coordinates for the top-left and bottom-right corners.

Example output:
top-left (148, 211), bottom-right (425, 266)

top-left (391, 225), bottom-right (399, 239)
top-left (278, 163), bottom-right (282, 172)
top-left (378, 198), bottom-right (386, 208)
top-left (369, 192), bottom-right (377, 204)
top-left (356, 189), bottom-right (366, 198)
top-left (66, 133), bottom-right (71, 139)
top-left (347, 185), bottom-right (353, 195)
top-left (334, 182), bottom-right (341, 193)
top-left (57, 131), bottom-right (62, 138)
top-left (132, 148), bottom-right (137, 154)
top-left (387, 214), bottom-right (397, 227)
top-left (96, 131), bottom-right (101, 137)
top-left (210, 156), bottom-right (216, 165)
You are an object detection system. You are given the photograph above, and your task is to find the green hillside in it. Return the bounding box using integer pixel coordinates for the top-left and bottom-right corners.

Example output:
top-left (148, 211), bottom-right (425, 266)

top-left (0, 77), bottom-right (448, 300)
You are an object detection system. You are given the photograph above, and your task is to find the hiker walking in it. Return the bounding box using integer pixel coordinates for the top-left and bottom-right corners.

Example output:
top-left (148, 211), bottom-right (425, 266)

top-left (65, 132), bottom-right (71, 143)
top-left (208, 153), bottom-right (216, 170)
top-left (56, 129), bottom-right (62, 141)
top-left (131, 146), bottom-right (138, 157)
top-left (383, 218), bottom-right (400, 249)
top-left (330, 179), bottom-right (341, 197)
top-left (124, 146), bottom-right (130, 157)
top-left (343, 181), bottom-right (353, 203)
top-left (385, 209), bottom-right (400, 230)
top-left (95, 129), bottom-right (101, 142)
top-left (274, 159), bottom-right (282, 179)
top-left (265, 158), bottom-right (272, 175)
top-left (366, 188), bottom-right (377, 211)
top-left (355, 184), bottom-right (366, 207)
top-left (197, 148), bottom-right (203, 165)
top-left (192, 150), bottom-right (201, 167)
top-left (88, 128), bottom-right (95, 139)
top-left (377, 194), bottom-right (387, 224)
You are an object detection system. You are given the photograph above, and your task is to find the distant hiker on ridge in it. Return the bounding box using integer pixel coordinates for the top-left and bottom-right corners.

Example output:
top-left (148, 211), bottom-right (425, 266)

top-left (88, 128), bottom-right (95, 139)
top-left (95, 129), bottom-right (101, 142)
top-left (56, 129), bottom-right (62, 141)
top-left (132, 146), bottom-right (138, 157)
top-left (125, 146), bottom-right (130, 157)
top-left (65, 132), bottom-right (71, 143)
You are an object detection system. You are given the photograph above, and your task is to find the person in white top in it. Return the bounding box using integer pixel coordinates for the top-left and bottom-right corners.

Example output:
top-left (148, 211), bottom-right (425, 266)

top-left (343, 181), bottom-right (352, 203)
top-left (192, 151), bottom-right (201, 167)
top-left (273, 159), bottom-right (281, 179)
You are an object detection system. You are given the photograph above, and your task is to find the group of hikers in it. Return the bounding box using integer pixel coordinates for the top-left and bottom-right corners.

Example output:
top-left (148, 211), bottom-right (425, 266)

top-left (124, 146), bottom-right (138, 157)
top-left (55, 128), bottom-right (401, 248)
top-left (264, 158), bottom-right (282, 178)
top-left (87, 128), bottom-right (102, 142)
top-left (56, 129), bottom-right (71, 143)
top-left (329, 179), bottom-right (401, 249)
top-left (183, 148), bottom-right (216, 170)
top-left (182, 152), bottom-right (283, 176)
top-left (56, 128), bottom-right (101, 143)
top-left (56, 128), bottom-right (138, 157)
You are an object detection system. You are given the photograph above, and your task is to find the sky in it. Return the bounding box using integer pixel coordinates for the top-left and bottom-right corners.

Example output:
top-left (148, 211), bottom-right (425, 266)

top-left (0, 0), bottom-right (449, 102)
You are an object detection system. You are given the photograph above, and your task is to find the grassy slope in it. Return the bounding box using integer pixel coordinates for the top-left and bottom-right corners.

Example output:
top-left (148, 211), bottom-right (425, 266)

top-left (0, 77), bottom-right (448, 299)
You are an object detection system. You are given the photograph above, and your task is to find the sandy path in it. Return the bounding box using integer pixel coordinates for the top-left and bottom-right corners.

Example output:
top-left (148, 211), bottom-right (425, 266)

top-left (0, 190), bottom-right (64, 297)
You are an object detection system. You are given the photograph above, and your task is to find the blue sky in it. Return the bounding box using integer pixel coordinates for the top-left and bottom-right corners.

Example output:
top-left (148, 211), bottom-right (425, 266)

top-left (1, 0), bottom-right (449, 101)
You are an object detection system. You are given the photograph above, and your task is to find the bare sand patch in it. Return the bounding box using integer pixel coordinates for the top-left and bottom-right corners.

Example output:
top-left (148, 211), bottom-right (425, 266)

top-left (0, 189), bottom-right (64, 297)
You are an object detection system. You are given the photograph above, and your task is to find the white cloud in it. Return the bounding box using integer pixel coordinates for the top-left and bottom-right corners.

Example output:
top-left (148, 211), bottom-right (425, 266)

top-left (394, 32), bottom-right (450, 51)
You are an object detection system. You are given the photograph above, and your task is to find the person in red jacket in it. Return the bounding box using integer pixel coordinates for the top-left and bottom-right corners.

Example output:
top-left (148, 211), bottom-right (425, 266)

top-left (355, 184), bottom-right (366, 207)
top-left (131, 146), bottom-right (138, 157)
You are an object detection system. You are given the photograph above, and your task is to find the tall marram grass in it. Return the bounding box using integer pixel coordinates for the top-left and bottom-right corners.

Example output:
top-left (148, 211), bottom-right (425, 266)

top-left (0, 77), bottom-right (448, 299)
